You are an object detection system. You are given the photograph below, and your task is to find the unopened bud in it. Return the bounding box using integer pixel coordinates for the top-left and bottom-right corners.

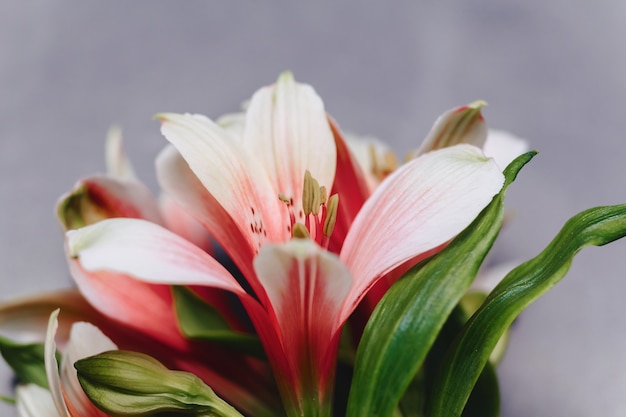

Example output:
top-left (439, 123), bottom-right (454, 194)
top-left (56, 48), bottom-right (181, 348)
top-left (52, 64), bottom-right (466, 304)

top-left (75, 350), bottom-right (242, 417)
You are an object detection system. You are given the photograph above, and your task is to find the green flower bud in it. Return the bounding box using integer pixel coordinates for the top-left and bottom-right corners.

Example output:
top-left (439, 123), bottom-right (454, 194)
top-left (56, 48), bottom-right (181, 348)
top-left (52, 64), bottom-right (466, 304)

top-left (75, 350), bottom-right (243, 417)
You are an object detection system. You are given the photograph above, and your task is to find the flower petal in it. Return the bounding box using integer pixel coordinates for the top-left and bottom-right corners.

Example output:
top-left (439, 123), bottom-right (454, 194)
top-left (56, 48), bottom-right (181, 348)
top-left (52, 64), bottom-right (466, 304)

top-left (156, 146), bottom-right (262, 295)
top-left (483, 129), bottom-right (529, 170)
top-left (159, 193), bottom-right (213, 254)
top-left (243, 72), bottom-right (337, 223)
top-left (57, 176), bottom-right (162, 231)
top-left (0, 290), bottom-right (98, 344)
top-left (16, 384), bottom-right (59, 417)
top-left (104, 126), bottom-right (136, 180)
top-left (254, 240), bottom-right (351, 409)
top-left (44, 310), bottom-right (71, 417)
top-left (59, 323), bottom-right (116, 417)
top-left (156, 112), bottom-right (288, 250)
top-left (415, 102), bottom-right (488, 156)
top-left (340, 144), bottom-right (504, 319)
top-left (327, 118), bottom-right (374, 251)
top-left (66, 260), bottom-right (185, 349)
top-left (67, 218), bottom-right (244, 294)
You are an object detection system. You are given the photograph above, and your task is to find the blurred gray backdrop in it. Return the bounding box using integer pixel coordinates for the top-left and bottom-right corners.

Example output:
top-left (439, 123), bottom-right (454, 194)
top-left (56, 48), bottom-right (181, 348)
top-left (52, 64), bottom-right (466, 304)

top-left (2, 1), bottom-right (626, 416)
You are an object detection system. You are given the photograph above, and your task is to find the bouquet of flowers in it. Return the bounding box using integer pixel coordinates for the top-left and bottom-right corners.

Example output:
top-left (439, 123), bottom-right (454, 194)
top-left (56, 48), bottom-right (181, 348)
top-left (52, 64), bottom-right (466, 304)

top-left (1, 72), bottom-right (625, 417)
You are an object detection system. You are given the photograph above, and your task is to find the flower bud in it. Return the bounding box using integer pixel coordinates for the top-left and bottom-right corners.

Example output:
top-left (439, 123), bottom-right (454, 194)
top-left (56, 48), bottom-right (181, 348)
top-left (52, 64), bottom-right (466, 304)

top-left (75, 350), bottom-right (242, 417)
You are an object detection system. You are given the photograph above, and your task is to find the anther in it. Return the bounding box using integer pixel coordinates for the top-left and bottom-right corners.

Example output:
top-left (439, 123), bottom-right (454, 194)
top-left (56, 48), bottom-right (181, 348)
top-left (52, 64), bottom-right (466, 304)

top-left (302, 170), bottom-right (321, 216)
top-left (292, 222), bottom-right (310, 239)
top-left (323, 194), bottom-right (339, 238)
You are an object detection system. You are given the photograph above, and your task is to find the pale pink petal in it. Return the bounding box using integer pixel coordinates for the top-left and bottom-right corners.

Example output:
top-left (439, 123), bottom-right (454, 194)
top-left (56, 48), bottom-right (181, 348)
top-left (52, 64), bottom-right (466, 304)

top-left (56, 176), bottom-right (162, 231)
top-left (415, 102), bottom-right (488, 156)
top-left (157, 112), bottom-right (288, 251)
top-left (104, 126), bottom-right (136, 180)
top-left (483, 129), bottom-right (529, 170)
top-left (159, 193), bottom-right (213, 254)
top-left (67, 218), bottom-right (244, 294)
top-left (156, 146), bottom-right (261, 294)
top-left (244, 72), bottom-right (337, 224)
top-left (60, 323), bottom-right (117, 417)
top-left (16, 384), bottom-right (60, 417)
top-left (340, 144), bottom-right (504, 320)
top-left (44, 310), bottom-right (71, 417)
top-left (254, 240), bottom-right (351, 397)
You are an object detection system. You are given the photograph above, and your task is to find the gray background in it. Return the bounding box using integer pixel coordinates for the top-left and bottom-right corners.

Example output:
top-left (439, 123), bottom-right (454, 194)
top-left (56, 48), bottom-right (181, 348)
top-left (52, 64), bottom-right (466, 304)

top-left (2, 1), bottom-right (626, 416)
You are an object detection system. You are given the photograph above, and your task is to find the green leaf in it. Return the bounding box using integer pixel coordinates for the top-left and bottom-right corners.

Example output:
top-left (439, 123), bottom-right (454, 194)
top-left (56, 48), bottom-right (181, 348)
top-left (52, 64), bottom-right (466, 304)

top-left (172, 286), bottom-right (264, 358)
top-left (75, 350), bottom-right (244, 417)
top-left (421, 306), bottom-right (500, 417)
top-left (0, 335), bottom-right (51, 389)
top-left (345, 152), bottom-right (536, 417)
top-left (427, 203), bottom-right (626, 417)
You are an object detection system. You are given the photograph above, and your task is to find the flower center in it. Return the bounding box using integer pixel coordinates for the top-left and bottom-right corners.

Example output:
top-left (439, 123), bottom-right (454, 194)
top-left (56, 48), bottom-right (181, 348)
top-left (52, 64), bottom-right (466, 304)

top-left (280, 170), bottom-right (338, 249)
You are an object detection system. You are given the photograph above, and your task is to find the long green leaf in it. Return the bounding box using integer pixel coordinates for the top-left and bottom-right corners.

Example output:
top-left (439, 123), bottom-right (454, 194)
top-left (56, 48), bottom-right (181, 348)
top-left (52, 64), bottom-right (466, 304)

top-left (427, 203), bottom-right (626, 417)
top-left (422, 306), bottom-right (500, 417)
top-left (345, 152), bottom-right (536, 417)
top-left (0, 336), bottom-right (49, 389)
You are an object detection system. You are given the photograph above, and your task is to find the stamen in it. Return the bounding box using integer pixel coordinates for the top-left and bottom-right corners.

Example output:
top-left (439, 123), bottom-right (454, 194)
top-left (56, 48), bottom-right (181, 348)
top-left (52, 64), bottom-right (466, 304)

top-left (302, 170), bottom-right (321, 216)
top-left (323, 194), bottom-right (339, 238)
top-left (292, 222), bottom-right (310, 239)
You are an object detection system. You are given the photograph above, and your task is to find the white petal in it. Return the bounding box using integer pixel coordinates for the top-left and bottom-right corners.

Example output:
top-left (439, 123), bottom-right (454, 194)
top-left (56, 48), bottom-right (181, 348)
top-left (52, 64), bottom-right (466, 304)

top-left (60, 323), bottom-right (117, 417)
top-left (483, 129), bottom-right (529, 170)
top-left (105, 126), bottom-right (136, 180)
top-left (16, 384), bottom-right (60, 417)
top-left (157, 112), bottom-right (288, 246)
top-left (416, 102), bottom-right (488, 156)
top-left (67, 218), bottom-right (244, 293)
top-left (243, 72), bottom-right (336, 223)
top-left (340, 145), bottom-right (504, 318)
top-left (44, 310), bottom-right (71, 417)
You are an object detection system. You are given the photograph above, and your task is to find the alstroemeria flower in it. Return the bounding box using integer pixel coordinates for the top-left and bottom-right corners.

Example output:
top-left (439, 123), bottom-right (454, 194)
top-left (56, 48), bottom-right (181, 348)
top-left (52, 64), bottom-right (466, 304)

top-left (64, 72), bottom-right (506, 417)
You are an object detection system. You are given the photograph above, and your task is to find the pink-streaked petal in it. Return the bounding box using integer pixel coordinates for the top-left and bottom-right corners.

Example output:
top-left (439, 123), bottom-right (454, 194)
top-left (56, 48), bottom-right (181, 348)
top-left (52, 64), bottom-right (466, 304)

top-left (415, 102), bottom-right (488, 156)
top-left (244, 72), bottom-right (337, 225)
top-left (156, 146), bottom-right (263, 296)
top-left (483, 129), bottom-right (529, 170)
top-left (104, 126), bottom-right (136, 180)
top-left (16, 384), bottom-right (59, 417)
top-left (67, 259), bottom-right (185, 350)
top-left (44, 310), bottom-right (71, 417)
top-left (254, 240), bottom-right (351, 402)
top-left (0, 290), bottom-right (100, 345)
top-left (157, 112), bottom-right (288, 249)
top-left (59, 323), bottom-right (116, 417)
top-left (67, 218), bottom-right (244, 294)
top-left (327, 118), bottom-right (373, 252)
top-left (56, 176), bottom-right (162, 231)
top-left (340, 144), bottom-right (504, 320)
top-left (159, 193), bottom-right (213, 254)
